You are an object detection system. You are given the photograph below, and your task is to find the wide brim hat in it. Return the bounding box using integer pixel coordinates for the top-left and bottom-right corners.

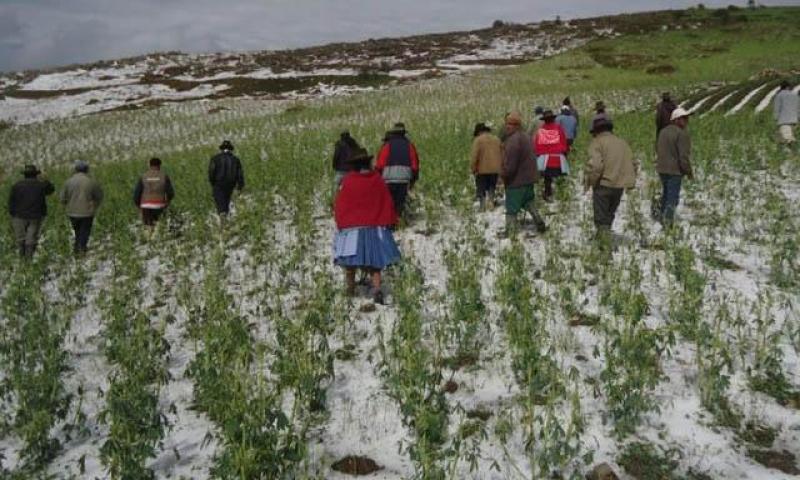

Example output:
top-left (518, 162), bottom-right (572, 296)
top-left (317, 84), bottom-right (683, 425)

top-left (670, 107), bottom-right (691, 121)
top-left (388, 122), bottom-right (406, 135)
top-left (589, 113), bottom-right (613, 133)
top-left (345, 147), bottom-right (372, 165)
top-left (23, 164), bottom-right (41, 176)
top-left (473, 122), bottom-right (491, 136)
top-left (219, 140), bottom-right (234, 151)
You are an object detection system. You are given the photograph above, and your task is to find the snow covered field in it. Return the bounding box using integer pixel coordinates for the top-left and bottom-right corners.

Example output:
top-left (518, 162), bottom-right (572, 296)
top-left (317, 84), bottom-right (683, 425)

top-left (1, 6), bottom-right (800, 480)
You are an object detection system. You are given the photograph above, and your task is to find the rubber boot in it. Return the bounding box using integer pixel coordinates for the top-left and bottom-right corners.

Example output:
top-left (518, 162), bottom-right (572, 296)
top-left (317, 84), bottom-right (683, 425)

top-left (526, 206), bottom-right (548, 233)
top-left (18, 243), bottom-right (26, 258)
top-left (502, 214), bottom-right (519, 238)
top-left (24, 244), bottom-right (36, 259)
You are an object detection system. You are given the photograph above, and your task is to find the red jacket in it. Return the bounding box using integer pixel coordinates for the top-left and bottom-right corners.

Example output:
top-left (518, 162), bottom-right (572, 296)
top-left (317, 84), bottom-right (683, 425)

top-left (335, 171), bottom-right (398, 229)
top-left (374, 135), bottom-right (420, 183)
top-left (533, 123), bottom-right (570, 156)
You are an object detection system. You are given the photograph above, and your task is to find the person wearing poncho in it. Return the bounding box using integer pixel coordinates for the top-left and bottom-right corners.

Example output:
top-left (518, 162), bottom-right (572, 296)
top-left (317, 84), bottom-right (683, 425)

top-left (333, 152), bottom-right (401, 304)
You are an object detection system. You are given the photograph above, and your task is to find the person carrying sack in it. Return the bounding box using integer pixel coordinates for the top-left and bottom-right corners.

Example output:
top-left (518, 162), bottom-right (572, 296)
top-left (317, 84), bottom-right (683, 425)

top-left (133, 157), bottom-right (175, 229)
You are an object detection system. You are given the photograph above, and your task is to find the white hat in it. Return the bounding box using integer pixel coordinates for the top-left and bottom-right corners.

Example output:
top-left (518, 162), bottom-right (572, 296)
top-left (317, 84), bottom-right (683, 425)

top-left (670, 107), bottom-right (691, 121)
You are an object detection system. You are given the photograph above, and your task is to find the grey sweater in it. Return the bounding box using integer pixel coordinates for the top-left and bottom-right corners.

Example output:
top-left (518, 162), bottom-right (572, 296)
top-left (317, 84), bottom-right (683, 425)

top-left (774, 89), bottom-right (799, 126)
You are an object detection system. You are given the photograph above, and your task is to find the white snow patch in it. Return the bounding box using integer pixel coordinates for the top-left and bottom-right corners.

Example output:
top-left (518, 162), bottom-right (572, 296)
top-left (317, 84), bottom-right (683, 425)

top-left (21, 65), bottom-right (149, 91)
top-left (727, 84), bottom-right (767, 115)
top-left (755, 86), bottom-right (781, 113)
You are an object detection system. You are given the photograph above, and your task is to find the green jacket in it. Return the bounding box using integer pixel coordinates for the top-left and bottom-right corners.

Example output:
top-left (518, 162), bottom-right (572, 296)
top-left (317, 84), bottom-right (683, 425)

top-left (61, 173), bottom-right (104, 218)
top-left (656, 124), bottom-right (692, 177)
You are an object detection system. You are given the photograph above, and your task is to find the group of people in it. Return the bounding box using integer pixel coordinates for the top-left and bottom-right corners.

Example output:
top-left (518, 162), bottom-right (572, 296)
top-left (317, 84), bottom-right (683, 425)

top-left (330, 93), bottom-right (705, 302)
top-left (7, 140), bottom-right (245, 258)
top-left (8, 161), bottom-right (103, 257)
top-left (8, 80), bottom-right (797, 304)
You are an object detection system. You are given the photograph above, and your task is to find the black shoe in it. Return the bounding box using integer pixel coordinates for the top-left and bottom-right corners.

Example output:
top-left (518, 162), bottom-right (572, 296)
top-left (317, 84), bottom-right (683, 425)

top-left (372, 290), bottom-right (385, 305)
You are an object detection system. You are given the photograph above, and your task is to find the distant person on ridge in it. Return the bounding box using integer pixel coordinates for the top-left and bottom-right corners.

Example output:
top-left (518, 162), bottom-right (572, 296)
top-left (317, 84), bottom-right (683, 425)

top-left (584, 117), bottom-right (638, 240)
top-left (333, 150), bottom-right (400, 304)
top-left (556, 105), bottom-right (578, 146)
top-left (375, 122), bottom-right (419, 219)
top-left (773, 80), bottom-right (798, 147)
top-left (656, 92), bottom-right (677, 137)
top-left (502, 111), bottom-right (546, 236)
top-left (61, 161), bottom-right (104, 254)
top-left (333, 130), bottom-right (363, 186)
top-left (656, 108), bottom-right (693, 227)
top-left (8, 164), bottom-right (55, 258)
top-left (133, 157), bottom-right (175, 229)
top-left (470, 122), bottom-right (503, 210)
top-left (534, 109), bottom-right (570, 203)
top-left (208, 140), bottom-right (244, 217)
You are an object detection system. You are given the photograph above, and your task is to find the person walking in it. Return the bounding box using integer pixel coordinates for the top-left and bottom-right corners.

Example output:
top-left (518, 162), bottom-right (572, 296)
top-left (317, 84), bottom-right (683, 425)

top-left (333, 130), bottom-right (363, 186)
top-left (133, 157), bottom-right (175, 229)
top-left (61, 161), bottom-right (104, 254)
top-left (563, 97), bottom-right (579, 127)
top-left (584, 117), bottom-right (638, 238)
top-left (374, 122), bottom-right (419, 219)
top-left (556, 105), bottom-right (578, 146)
top-left (502, 111), bottom-right (546, 236)
top-left (8, 165), bottom-right (55, 258)
top-left (773, 81), bottom-right (798, 147)
top-left (656, 92), bottom-right (677, 138)
top-left (470, 122), bottom-right (503, 210)
top-left (333, 150), bottom-right (401, 304)
top-left (656, 108), bottom-right (693, 226)
top-left (533, 109), bottom-right (570, 203)
top-left (208, 140), bottom-right (244, 216)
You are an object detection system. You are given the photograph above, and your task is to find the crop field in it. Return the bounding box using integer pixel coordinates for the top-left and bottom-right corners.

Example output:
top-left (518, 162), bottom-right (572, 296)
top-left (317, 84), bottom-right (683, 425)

top-left (1, 6), bottom-right (799, 480)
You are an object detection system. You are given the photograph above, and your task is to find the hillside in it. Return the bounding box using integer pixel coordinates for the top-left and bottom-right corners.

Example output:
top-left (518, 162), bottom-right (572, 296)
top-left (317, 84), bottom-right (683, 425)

top-left (1, 5), bottom-right (800, 480)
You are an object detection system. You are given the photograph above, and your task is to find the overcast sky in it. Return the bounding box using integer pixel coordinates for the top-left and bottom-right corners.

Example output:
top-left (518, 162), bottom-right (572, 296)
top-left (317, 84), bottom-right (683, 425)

top-left (0, 0), bottom-right (795, 73)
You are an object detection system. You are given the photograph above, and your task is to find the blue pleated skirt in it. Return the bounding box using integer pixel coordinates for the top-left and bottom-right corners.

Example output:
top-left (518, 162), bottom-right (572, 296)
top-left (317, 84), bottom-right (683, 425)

top-left (333, 227), bottom-right (401, 269)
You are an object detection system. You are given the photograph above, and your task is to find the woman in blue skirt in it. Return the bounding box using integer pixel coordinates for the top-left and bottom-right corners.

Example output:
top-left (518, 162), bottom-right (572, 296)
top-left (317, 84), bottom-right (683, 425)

top-left (333, 150), bottom-right (401, 304)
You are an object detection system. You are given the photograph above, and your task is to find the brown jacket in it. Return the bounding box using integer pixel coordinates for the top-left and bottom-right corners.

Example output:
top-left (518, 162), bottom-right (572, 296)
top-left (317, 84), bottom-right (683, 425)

top-left (585, 132), bottom-right (638, 189)
top-left (656, 124), bottom-right (692, 176)
top-left (502, 129), bottom-right (538, 188)
top-left (470, 132), bottom-right (503, 175)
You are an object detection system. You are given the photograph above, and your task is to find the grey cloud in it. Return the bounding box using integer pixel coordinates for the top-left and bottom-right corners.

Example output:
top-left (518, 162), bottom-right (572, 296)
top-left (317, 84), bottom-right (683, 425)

top-left (0, 0), bottom-right (794, 73)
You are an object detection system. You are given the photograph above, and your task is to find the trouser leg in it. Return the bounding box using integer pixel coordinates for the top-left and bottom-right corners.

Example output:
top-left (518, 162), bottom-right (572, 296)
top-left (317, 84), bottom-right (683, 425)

top-left (659, 174), bottom-right (682, 226)
top-left (24, 219), bottom-right (42, 257)
top-left (387, 183), bottom-right (409, 218)
top-left (212, 187), bottom-right (233, 214)
top-left (11, 217), bottom-right (27, 256)
top-left (543, 177), bottom-right (552, 199)
top-left (593, 186), bottom-right (623, 230)
top-left (70, 217), bottom-right (93, 253)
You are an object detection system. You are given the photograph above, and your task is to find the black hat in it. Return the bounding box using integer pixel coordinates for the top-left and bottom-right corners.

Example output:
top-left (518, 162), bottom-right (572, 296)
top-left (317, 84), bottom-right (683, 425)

top-left (345, 147), bottom-right (372, 169)
top-left (388, 122), bottom-right (406, 135)
top-left (595, 101), bottom-right (606, 112)
top-left (542, 109), bottom-right (556, 120)
top-left (534, 105), bottom-right (544, 116)
top-left (219, 140), bottom-right (234, 151)
top-left (590, 114), bottom-right (613, 134)
top-left (473, 122), bottom-right (491, 136)
top-left (22, 164), bottom-right (41, 177)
